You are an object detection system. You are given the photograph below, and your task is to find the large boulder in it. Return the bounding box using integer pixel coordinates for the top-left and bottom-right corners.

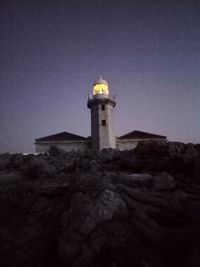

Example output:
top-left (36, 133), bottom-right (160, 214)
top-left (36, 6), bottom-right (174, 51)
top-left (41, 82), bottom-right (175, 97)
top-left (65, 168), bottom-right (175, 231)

top-left (134, 140), bottom-right (168, 156)
top-left (168, 142), bottom-right (186, 156)
top-left (154, 172), bottom-right (176, 190)
top-left (23, 157), bottom-right (57, 179)
top-left (184, 143), bottom-right (198, 156)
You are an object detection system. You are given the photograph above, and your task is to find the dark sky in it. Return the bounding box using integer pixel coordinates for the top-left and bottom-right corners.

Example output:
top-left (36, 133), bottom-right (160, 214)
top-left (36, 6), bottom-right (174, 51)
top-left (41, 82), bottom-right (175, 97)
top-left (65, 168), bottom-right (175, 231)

top-left (0, 0), bottom-right (199, 153)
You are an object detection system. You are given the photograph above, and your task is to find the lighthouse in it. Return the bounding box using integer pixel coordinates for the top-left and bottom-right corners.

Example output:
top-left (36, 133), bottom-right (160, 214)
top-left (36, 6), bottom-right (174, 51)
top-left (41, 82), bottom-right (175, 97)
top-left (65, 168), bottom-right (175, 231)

top-left (35, 77), bottom-right (167, 153)
top-left (87, 76), bottom-right (116, 150)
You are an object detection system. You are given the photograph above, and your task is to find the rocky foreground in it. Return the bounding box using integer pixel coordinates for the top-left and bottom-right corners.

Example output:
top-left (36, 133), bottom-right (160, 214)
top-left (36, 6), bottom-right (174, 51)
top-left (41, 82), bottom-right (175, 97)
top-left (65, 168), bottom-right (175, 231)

top-left (0, 141), bottom-right (200, 267)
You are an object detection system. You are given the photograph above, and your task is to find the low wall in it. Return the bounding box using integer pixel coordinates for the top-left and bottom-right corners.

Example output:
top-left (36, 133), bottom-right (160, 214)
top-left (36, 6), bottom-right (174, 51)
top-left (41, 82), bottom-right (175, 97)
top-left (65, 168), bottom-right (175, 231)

top-left (35, 141), bottom-right (90, 153)
top-left (116, 138), bottom-right (167, 151)
top-left (116, 140), bottom-right (138, 151)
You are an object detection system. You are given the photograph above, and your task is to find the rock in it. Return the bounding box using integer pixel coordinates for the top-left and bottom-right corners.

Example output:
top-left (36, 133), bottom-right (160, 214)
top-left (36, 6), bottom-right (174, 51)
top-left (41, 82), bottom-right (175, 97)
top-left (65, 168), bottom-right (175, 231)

top-left (23, 157), bottom-right (57, 178)
top-left (89, 159), bottom-right (99, 171)
top-left (0, 147), bottom-right (199, 267)
top-left (195, 144), bottom-right (200, 152)
top-left (185, 143), bottom-right (198, 156)
top-left (134, 140), bottom-right (168, 156)
top-left (193, 156), bottom-right (200, 183)
top-left (6, 153), bottom-right (26, 170)
top-left (168, 142), bottom-right (186, 156)
top-left (48, 145), bottom-right (65, 156)
top-left (0, 158), bottom-right (9, 170)
top-left (118, 158), bottom-right (141, 171)
top-left (154, 172), bottom-right (176, 190)
top-left (112, 173), bottom-right (153, 188)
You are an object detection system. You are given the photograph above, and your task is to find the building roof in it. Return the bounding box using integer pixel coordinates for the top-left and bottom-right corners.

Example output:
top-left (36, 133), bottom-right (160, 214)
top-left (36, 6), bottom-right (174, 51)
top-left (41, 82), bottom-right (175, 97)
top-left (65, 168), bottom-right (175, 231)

top-left (94, 76), bottom-right (108, 85)
top-left (118, 130), bottom-right (167, 140)
top-left (35, 131), bottom-right (87, 142)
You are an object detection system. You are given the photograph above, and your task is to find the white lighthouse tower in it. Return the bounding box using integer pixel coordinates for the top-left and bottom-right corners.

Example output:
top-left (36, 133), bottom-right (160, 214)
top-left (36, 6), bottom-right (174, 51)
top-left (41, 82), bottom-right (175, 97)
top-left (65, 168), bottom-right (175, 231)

top-left (87, 76), bottom-right (116, 150)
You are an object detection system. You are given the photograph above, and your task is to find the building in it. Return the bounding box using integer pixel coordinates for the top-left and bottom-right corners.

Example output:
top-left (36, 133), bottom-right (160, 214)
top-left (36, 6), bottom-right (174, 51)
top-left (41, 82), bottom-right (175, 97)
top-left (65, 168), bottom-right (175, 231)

top-left (87, 76), bottom-right (116, 150)
top-left (35, 77), bottom-right (166, 153)
top-left (117, 130), bottom-right (167, 150)
top-left (35, 132), bottom-right (90, 153)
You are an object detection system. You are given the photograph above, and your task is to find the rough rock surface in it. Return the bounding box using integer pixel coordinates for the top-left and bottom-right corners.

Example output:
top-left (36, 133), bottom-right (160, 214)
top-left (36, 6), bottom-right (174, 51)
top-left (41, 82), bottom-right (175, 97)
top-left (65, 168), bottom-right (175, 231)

top-left (0, 141), bottom-right (200, 267)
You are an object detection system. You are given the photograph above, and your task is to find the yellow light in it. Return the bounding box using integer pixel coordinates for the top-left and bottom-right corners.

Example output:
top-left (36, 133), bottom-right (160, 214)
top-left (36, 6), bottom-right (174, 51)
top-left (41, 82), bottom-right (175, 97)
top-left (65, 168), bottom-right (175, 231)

top-left (93, 84), bottom-right (109, 95)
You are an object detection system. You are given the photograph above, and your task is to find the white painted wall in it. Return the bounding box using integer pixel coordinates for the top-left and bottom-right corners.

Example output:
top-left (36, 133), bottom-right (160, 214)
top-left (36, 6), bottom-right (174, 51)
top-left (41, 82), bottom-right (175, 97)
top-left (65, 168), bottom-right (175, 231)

top-left (89, 97), bottom-right (116, 150)
top-left (35, 141), bottom-right (90, 153)
top-left (116, 138), bottom-right (167, 151)
top-left (116, 140), bottom-right (138, 151)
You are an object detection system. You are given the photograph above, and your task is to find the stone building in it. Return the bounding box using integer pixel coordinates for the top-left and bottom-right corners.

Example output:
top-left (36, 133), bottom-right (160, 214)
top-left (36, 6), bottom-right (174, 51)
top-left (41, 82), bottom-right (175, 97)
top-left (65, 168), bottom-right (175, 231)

top-left (35, 77), bottom-right (166, 153)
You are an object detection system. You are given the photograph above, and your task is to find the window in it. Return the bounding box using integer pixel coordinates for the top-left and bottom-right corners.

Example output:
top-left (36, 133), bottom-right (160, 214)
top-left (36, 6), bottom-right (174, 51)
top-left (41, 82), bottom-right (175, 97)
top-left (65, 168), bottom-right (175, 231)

top-left (102, 120), bottom-right (106, 126)
top-left (102, 105), bottom-right (105, 110)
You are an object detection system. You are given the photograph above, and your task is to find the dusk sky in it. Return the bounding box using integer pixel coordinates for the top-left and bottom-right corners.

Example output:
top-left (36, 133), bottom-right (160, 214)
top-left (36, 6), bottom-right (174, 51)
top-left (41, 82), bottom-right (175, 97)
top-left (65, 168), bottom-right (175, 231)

top-left (0, 0), bottom-right (199, 153)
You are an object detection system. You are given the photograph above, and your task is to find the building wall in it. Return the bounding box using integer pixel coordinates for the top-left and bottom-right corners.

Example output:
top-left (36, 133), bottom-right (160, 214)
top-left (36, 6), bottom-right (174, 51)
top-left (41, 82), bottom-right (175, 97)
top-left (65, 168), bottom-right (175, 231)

top-left (117, 138), bottom-right (167, 151)
top-left (116, 139), bottom-right (138, 151)
top-left (89, 95), bottom-right (116, 150)
top-left (91, 104), bottom-right (100, 150)
top-left (100, 103), bottom-right (116, 149)
top-left (35, 141), bottom-right (90, 153)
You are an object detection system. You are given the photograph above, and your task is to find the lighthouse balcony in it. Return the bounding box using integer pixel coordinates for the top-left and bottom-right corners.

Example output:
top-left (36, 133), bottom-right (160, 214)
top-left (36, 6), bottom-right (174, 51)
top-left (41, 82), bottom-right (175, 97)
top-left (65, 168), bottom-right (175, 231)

top-left (87, 94), bottom-right (116, 108)
top-left (88, 93), bottom-right (116, 101)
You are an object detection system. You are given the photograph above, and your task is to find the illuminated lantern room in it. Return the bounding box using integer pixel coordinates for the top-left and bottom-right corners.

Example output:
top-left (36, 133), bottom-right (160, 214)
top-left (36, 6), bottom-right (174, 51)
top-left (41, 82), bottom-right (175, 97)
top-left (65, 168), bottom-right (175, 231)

top-left (93, 76), bottom-right (109, 96)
